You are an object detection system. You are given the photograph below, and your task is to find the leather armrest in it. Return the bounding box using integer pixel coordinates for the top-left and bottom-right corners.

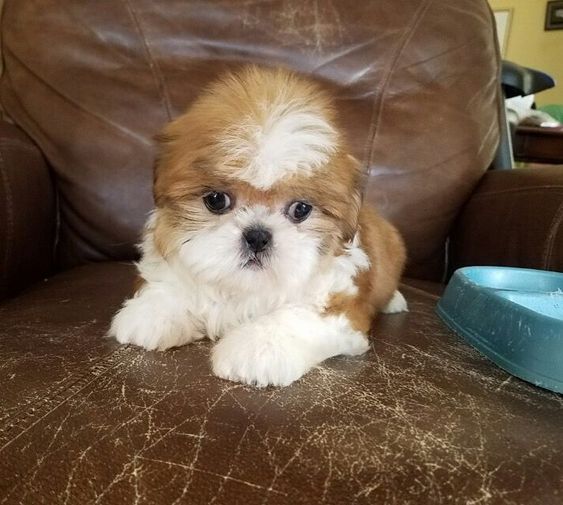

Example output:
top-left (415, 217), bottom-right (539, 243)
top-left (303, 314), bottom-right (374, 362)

top-left (449, 166), bottom-right (563, 274)
top-left (0, 121), bottom-right (55, 300)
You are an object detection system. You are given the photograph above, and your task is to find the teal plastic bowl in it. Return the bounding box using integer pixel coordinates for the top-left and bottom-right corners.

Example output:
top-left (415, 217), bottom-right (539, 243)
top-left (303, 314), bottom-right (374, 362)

top-left (437, 267), bottom-right (563, 393)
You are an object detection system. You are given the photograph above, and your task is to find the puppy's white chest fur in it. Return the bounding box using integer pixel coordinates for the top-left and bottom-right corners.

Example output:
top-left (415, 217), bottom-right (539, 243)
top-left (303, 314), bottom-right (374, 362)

top-left (134, 227), bottom-right (370, 342)
top-left (109, 225), bottom-right (377, 387)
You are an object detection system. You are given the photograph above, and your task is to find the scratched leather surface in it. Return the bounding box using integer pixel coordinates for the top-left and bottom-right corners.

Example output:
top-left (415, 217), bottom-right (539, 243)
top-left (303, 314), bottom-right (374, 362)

top-left (0, 0), bottom-right (500, 280)
top-left (1, 263), bottom-right (561, 504)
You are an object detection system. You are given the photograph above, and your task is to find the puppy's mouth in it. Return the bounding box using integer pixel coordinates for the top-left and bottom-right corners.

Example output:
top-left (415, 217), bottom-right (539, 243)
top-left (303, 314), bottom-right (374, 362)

top-left (242, 252), bottom-right (267, 270)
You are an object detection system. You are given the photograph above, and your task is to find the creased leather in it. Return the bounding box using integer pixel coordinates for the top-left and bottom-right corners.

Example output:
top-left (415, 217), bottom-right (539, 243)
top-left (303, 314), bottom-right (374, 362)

top-left (1, 263), bottom-right (562, 504)
top-left (0, 0), bottom-right (500, 280)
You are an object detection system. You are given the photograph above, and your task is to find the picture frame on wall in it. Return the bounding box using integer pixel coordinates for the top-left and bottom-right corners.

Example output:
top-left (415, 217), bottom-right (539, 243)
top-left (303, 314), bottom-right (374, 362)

top-left (493, 9), bottom-right (512, 56)
top-left (545, 0), bottom-right (563, 30)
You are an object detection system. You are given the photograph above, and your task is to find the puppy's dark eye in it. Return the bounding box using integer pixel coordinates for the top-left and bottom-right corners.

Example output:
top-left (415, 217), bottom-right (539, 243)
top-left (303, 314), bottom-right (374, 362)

top-left (286, 201), bottom-right (313, 223)
top-left (203, 191), bottom-right (232, 214)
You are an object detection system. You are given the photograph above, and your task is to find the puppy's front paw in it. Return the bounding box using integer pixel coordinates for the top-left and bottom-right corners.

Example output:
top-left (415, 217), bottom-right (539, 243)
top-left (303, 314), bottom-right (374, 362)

top-left (109, 292), bottom-right (202, 351)
top-left (339, 328), bottom-right (370, 356)
top-left (381, 290), bottom-right (408, 314)
top-left (211, 326), bottom-right (312, 387)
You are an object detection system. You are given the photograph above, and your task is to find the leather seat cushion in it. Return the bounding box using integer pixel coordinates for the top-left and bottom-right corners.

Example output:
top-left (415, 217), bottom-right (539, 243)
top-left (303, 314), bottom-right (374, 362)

top-left (0, 263), bottom-right (560, 504)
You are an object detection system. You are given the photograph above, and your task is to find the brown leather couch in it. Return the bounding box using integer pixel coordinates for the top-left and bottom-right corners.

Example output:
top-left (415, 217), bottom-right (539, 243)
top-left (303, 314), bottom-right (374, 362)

top-left (1, 1), bottom-right (562, 503)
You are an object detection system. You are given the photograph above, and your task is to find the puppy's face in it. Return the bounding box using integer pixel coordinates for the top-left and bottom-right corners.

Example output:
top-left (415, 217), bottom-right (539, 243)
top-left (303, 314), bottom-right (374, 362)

top-left (152, 67), bottom-right (362, 292)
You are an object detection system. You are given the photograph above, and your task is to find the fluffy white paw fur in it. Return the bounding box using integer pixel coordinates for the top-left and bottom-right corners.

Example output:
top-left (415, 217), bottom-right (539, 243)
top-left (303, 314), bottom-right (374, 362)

top-left (212, 327), bottom-right (314, 387)
top-left (381, 290), bottom-right (408, 314)
top-left (109, 288), bottom-right (203, 351)
top-left (211, 308), bottom-right (369, 387)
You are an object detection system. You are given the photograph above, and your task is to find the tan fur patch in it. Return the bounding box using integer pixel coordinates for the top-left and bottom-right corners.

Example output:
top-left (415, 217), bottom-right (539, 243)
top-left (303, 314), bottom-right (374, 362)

top-left (324, 206), bottom-right (407, 332)
top-left (132, 275), bottom-right (146, 296)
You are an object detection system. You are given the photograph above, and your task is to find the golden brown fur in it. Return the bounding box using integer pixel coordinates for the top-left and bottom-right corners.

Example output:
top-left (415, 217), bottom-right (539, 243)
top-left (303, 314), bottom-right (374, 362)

top-left (325, 207), bottom-right (406, 332)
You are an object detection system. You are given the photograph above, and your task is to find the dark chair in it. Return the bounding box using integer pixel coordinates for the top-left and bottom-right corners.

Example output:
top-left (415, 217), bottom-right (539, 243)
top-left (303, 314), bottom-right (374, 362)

top-left (495, 60), bottom-right (559, 168)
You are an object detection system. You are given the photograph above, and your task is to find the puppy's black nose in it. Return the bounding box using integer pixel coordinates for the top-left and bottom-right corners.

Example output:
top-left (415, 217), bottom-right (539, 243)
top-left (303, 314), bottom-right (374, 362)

top-left (243, 227), bottom-right (272, 253)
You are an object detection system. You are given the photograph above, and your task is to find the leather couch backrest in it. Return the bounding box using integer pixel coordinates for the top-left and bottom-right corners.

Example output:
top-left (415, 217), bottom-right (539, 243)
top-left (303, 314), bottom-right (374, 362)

top-left (0, 0), bottom-right (501, 280)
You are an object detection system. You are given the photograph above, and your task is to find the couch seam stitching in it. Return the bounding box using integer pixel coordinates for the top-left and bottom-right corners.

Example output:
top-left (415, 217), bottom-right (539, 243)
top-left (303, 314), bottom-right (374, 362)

top-left (0, 148), bottom-right (14, 292)
top-left (0, 138), bottom-right (40, 155)
top-left (122, 0), bottom-right (173, 121)
top-left (489, 0), bottom-right (504, 169)
top-left (542, 201), bottom-right (563, 269)
top-left (362, 0), bottom-right (433, 190)
top-left (470, 187), bottom-right (563, 199)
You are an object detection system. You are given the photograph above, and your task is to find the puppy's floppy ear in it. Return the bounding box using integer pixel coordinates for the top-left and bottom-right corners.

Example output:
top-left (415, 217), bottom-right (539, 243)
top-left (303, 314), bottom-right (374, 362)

top-left (152, 115), bottom-right (189, 207)
top-left (153, 117), bottom-right (182, 177)
top-left (340, 154), bottom-right (363, 243)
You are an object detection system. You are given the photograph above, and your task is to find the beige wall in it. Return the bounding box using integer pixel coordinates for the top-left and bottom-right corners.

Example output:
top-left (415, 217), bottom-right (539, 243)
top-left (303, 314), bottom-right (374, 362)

top-left (489, 0), bottom-right (563, 106)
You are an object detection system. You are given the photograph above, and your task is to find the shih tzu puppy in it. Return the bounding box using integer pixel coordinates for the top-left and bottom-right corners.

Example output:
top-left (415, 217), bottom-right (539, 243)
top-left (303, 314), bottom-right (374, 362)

top-left (110, 66), bottom-right (407, 387)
